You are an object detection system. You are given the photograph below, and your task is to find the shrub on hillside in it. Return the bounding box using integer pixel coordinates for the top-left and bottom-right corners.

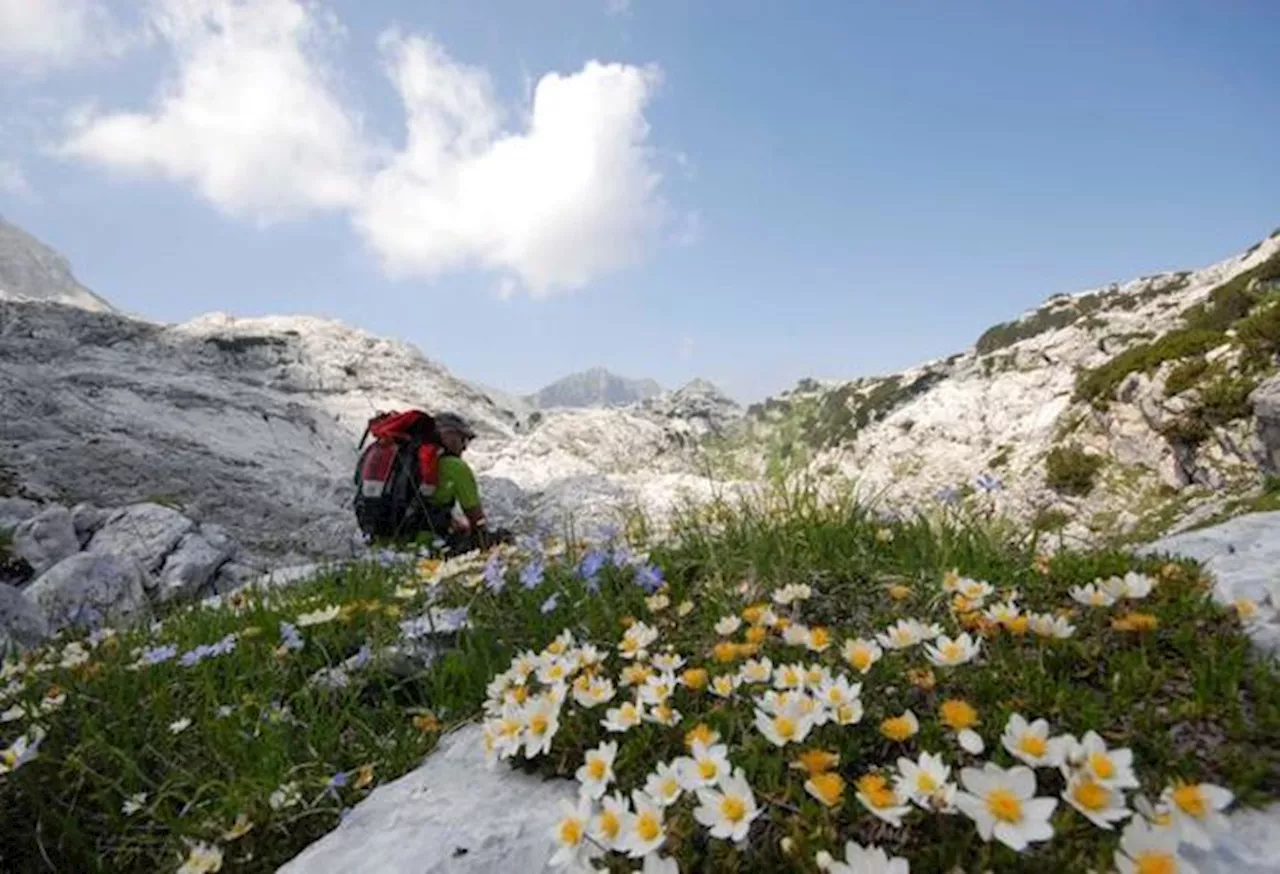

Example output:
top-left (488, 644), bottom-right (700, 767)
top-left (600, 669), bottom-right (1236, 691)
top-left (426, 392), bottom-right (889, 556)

top-left (1044, 444), bottom-right (1105, 496)
top-left (1163, 356), bottom-right (1209, 396)
top-left (1073, 329), bottom-right (1224, 408)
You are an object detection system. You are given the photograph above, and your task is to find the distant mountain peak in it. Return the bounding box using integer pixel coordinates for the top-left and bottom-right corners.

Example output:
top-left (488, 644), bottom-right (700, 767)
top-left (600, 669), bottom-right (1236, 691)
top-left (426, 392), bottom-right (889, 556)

top-left (527, 368), bottom-right (662, 409)
top-left (0, 216), bottom-right (115, 312)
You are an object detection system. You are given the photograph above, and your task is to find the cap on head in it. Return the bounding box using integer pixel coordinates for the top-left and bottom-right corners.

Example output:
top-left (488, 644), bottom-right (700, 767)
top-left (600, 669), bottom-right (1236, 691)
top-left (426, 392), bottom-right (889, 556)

top-left (435, 411), bottom-right (476, 439)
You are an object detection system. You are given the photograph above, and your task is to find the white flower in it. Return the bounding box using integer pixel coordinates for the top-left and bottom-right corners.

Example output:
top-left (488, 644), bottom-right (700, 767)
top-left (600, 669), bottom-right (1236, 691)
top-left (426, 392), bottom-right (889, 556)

top-left (693, 767), bottom-right (761, 841)
top-left (1159, 781), bottom-right (1234, 850)
top-left (676, 739), bottom-right (732, 790)
top-left (772, 583), bottom-right (813, 605)
top-left (590, 791), bottom-right (630, 851)
top-left (817, 840), bottom-right (909, 874)
top-left (739, 658), bottom-right (774, 685)
top-left (59, 642), bottom-right (90, 669)
top-left (1115, 816), bottom-right (1199, 874)
top-left (814, 675), bottom-right (862, 725)
top-left (1063, 771), bottom-right (1131, 829)
top-left (709, 673), bottom-right (740, 698)
top-left (603, 700), bottom-right (645, 733)
top-left (842, 638), bottom-right (882, 674)
top-left (122, 792), bottom-right (148, 815)
top-left (169, 717), bottom-right (192, 734)
top-left (782, 623), bottom-right (812, 648)
top-left (640, 854), bottom-right (680, 874)
top-left (924, 633), bottom-right (981, 667)
top-left (573, 677), bottom-right (617, 709)
top-left (537, 657), bottom-right (576, 688)
top-left (958, 578), bottom-right (995, 603)
top-left (958, 729), bottom-right (985, 755)
top-left (1001, 713), bottom-right (1065, 768)
top-left (296, 605), bottom-right (342, 627)
top-left (1028, 612), bottom-right (1076, 639)
top-left (955, 762), bottom-right (1057, 852)
top-left (754, 699), bottom-right (815, 747)
top-left (773, 662), bottom-right (807, 691)
top-left (619, 622), bottom-right (660, 660)
top-left (639, 673), bottom-right (678, 707)
top-left (549, 796), bottom-right (598, 868)
top-left (985, 600), bottom-right (1021, 625)
top-left (1, 704), bottom-right (25, 723)
top-left (1119, 571), bottom-right (1155, 599)
top-left (876, 618), bottom-right (940, 650)
top-left (176, 841), bottom-right (224, 874)
top-left (268, 782), bottom-right (302, 810)
top-left (1070, 583), bottom-right (1117, 608)
top-left (651, 652), bottom-right (685, 672)
top-left (854, 773), bottom-right (911, 827)
top-left (576, 741), bottom-right (618, 800)
top-left (621, 791), bottom-right (668, 859)
top-left (715, 616), bottom-right (742, 636)
top-left (522, 696), bottom-right (562, 758)
top-left (1067, 731), bottom-right (1140, 790)
top-left (644, 761), bottom-right (685, 807)
top-left (895, 751), bottom-right (956, 812)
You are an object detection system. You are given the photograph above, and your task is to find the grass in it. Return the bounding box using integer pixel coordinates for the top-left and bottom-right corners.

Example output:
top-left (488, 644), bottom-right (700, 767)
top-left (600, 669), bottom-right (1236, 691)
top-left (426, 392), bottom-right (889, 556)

top-left (1043, 445), bottom-right (1105, 497)
top-left (2, 486), bottom-right (1278, 873)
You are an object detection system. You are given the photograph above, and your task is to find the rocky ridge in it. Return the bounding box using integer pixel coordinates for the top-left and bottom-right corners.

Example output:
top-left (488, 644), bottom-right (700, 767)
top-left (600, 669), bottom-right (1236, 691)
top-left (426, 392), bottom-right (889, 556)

top-left (735, 231), bottom-right (1280, 546)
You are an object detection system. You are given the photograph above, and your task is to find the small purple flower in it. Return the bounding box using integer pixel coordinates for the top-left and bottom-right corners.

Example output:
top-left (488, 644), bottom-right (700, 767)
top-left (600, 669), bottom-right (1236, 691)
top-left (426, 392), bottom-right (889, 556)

top-left (578, 549), bottom-right (606, 582)
top-left (611, 545), bottom-right (635, 569)
top-left (935, 486), bottom-right (961, 506)
top-left (483, 554), bottom-right (506, 594)
top-left (280, 621), bottom-right (304, 651)
top-left (323, 770), bottom-right (349, 800)
top-left (633, 562), bottom-right (664, 594)
top-left (519, 559), bottom-right (545, 590)
top-left (140, 644), bottom-right (178, 666)
top-left (347, 644), bottom-right (372, 670)
top-left (975, 472), bottom-right (1003, 492)
top-left (540, 593), bottom-right (559, 614)
top-left (595, 523), bottom-right (620, 544)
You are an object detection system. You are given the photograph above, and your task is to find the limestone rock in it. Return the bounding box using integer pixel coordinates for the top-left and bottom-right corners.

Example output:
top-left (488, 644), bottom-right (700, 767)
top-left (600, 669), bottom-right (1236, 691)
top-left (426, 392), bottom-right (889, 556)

top-left (24, 551), bottom-right (150, 631)
top-left (70, 502), bottom-right (109, 546)
top-left (276, 724), bottom-right (576, 874)
top-left (12, 505), bottom-right (80, 575)
top-left (0, 583), bottom-right (48, 654)
top-left (155, 527), bottom-right (234, 603)
top-left (1253, 374), bottom-right (1280, 475)
top-left (86, 503), bottom-right (195, 573)
top-left (0, 497), bottom-right (40, 534)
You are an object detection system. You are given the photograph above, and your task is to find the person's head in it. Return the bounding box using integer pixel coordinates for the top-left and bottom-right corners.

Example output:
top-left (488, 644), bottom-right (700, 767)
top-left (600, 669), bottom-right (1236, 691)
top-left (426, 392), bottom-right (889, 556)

top-left (435, 411), bottom-right (476, 455)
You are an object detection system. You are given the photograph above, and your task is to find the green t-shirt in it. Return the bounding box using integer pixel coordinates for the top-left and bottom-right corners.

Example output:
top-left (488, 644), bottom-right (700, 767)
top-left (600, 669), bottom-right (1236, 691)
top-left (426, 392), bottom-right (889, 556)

top-left (428, 455), bottom-right (481, 512)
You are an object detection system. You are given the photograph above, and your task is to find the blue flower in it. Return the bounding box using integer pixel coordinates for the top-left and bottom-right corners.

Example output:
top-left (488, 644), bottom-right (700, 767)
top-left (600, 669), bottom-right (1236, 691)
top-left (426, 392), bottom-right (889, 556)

top-left (348, 644), bottom-right (372, 669)
top-left (482, 554), bottom-right (506, 594)
top-left (280, 621), bottom-right (305, 651)
top-left (519, 559), bottom-right (545, 590)
top-left (975, 472), bottom-right (1003, 492)
top-left (578, 549), bottom-right (606, 582)
top-left (633, 562), bottom-right (664, 593)
top-left (540, 593), bottom-right (559, 614)
top-left (140, 644), bottom-right (178, 665)
top-left (935, 486), bottom-right (961, 505)
top-left (611, 545), bottom-right (635, 569)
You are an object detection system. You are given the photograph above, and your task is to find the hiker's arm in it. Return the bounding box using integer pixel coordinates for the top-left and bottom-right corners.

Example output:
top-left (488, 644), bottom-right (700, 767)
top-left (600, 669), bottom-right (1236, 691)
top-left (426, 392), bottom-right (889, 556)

top-left (453, 461), bottom-right (488, 537)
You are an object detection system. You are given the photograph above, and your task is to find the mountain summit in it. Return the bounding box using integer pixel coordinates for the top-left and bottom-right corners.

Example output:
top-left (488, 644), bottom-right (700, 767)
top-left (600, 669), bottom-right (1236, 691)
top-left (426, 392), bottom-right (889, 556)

top-left (527, 366), bottom-right (662, 409)
top-left (0, 216), bottom-right (114, 312)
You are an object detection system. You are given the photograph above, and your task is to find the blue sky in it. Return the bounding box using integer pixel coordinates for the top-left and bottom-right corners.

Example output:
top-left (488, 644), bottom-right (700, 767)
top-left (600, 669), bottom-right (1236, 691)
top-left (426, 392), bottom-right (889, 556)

top-left (1, 0), bottom-right (1277, 403)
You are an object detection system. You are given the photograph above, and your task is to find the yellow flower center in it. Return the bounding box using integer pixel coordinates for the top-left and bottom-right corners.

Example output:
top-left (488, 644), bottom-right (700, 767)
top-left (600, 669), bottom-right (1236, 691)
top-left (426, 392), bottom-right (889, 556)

top-left (587, 759), bottom-right (607, 781)
top-left (774, 716), bottom-right (797, 740)
top-left (809, 628), bottom-right (830, 648)
top-left (1089, 752), bottom-right (1115, 779)
top-left (635, 812), bottom-right (661, 842)
top-left (685, 724), bottom-right (717, 749)
top-left (918, 773), bottom-right (938, 792)
top-left (547, 641), bottom-right (566, 655)
top-left (720, 795), bottom-right (747, 823)
top-left (511, 687), bottom-right (528, 704)
top-left (546, 665), bottom-right (564, 680)
top-left (837, 703), bottom-right (858, 723)
top-left (599, 810), bottom-right (620, 840)
top-left (559, 818), bottom-right (582, 846)
top-left (714, 677), bottom-right (734, 694)
top-left (1171, 783), bottom-right (1207, 818)
top-left (942, 641), bottom-right (964, 661)
top-left (1071, 778), bottom-right (1110, 811)
top-left (1006, 615), bottom-right (1029, 634)
top-left (856, 774), bottom-right (897, 808)
top-left (940, 699), bottom-right (978, 730)
top-left (881, 715), bottom-right (916, 741)
top-left (850, 648), bottom-right (872, 670)
top-left (1018, 735), bottom-right (1047, 758)
top-left (682, 669), bottom-right (708, 690)
top-left (529, 714), bottom-right (549, 736)
top-left (660, 777), bottom-right (679, 798)
top-left (698, 759), bottom-right (719, 781)
top-left (985, 788), bottom-right (1024, 823)
top-left (1133, 852), bottom-right (1177, 874)
top-left (1, 750), bottom-right (16, 768)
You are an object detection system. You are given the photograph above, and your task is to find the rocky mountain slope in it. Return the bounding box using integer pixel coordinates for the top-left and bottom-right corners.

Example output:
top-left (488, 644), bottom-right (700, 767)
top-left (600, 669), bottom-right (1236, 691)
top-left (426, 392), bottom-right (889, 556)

top-left (733, 230), bottom-right (1280, 546)
top-left (0, 216), bottom-right (114, 312)
top-left (526, 366), bottom-right (662, 409)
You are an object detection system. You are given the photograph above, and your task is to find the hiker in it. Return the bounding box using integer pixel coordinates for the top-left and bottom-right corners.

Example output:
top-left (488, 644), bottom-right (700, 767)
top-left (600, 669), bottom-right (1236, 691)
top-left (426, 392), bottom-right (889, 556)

top-left (353, 409), bottom-right (509, 554)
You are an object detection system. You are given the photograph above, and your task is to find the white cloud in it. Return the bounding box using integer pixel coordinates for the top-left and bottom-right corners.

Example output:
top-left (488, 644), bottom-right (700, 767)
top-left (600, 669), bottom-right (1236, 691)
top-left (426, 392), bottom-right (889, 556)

top-left (0, 159), bottom-right (32, 197)
top-left (59, 0), bottom-right (368, 223)
top-left (355, 32), bottom-right (667, 295)
top-left (0, 0), bottom-right (127, 73)
top-left (56, 1), bottom-right (679, 295)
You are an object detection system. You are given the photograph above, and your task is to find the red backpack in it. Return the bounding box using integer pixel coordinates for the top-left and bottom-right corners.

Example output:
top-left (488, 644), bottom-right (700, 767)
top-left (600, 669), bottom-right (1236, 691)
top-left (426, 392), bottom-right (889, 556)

top-left (352, 409), bottom-right (442, 539)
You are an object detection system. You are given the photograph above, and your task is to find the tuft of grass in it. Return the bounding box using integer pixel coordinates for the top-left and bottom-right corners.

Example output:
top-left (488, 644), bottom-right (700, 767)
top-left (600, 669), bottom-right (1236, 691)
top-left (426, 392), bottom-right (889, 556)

top-left (1044, 445), bottom-right (1105, 497)
top-left (1073, 329), bottom-right (1226, 409)
top-left (3, 484), bottom-right (1278, 873)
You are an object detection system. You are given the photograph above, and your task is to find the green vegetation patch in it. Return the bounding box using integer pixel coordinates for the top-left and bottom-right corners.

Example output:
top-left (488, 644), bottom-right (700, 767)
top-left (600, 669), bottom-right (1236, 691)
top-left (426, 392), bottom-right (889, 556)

top-left (1044, 444), bottom-right (1106, 497)
top-left (4, 488), bottom-right (1276, 873)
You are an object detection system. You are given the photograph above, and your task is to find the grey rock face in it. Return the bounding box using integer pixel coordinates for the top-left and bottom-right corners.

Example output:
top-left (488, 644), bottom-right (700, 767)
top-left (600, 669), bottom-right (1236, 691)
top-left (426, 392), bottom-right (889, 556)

top-left (71, 502), bottom-right (109, 546)
top-left (0, 215), bottom-right (114, 311)
top-left (155, 528), bottom-right (234, 603)
top-left (24, 551), bottom-right (150, 631)
top-left (0, 584), bottom-right (48, 655)
top-left (276, 724), bottom-right (576, 874)
top-left (1253, 375), bottom-right (1280, 475)
top-left (529, 366), bottom-right (662, 409)
top-left (87, 503), bottom-right (196, 574)
top-left (12, 506), bottom-right (80, 574)
top-left (0, 497), bottom-right (40, 535)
